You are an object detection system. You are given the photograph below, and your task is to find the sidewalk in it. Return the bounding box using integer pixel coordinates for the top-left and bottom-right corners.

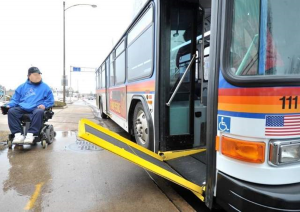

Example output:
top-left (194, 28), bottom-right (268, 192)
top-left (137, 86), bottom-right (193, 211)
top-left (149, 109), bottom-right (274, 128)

top-left (48, 100), bottom-right (97, 131)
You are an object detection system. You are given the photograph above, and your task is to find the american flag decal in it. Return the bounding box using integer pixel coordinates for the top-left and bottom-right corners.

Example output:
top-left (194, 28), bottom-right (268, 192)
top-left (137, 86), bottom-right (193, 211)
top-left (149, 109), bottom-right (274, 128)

top-left (265, 115), bottom-right (300, 136)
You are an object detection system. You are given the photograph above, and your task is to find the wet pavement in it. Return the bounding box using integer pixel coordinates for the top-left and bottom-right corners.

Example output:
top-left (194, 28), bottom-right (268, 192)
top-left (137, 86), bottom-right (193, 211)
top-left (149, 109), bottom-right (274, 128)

top-left (0, 100), bottom-right (194, 212)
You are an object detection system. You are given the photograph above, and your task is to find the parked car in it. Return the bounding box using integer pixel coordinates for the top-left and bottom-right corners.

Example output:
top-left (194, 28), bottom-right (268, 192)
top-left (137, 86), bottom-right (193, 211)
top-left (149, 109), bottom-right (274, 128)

top-left (88, 96), bottom-right (94, 100)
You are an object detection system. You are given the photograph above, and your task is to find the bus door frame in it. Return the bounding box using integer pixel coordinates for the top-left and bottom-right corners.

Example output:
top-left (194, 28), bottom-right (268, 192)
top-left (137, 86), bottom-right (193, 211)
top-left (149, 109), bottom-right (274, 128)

top-left (205, 0), bottom-right (221, 209)
top-left (157, 0), bottom-right (199, 151)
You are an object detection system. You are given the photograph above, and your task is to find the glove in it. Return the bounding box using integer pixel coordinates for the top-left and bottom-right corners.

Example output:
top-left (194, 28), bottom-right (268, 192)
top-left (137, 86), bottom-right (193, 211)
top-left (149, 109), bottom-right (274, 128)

top-left (1, 105), bottom-right (9, 115)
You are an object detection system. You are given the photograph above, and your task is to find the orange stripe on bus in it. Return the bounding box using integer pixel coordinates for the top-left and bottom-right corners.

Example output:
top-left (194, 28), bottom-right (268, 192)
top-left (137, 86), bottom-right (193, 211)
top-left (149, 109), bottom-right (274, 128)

top-left (127, 80), bottom-right (155, 92)
top-left (96, 89), bottom-right (106, 93)
top-left (218, 103), bottom-right (300, 114)
top-left (219, 87), bottom-right (300, 96)
top-left (218, 96), bottom-right (283, 105)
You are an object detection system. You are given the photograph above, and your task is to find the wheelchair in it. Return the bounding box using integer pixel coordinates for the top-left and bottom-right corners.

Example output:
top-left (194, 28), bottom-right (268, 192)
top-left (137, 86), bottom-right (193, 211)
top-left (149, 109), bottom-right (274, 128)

top-left (1, 106), bottom-right (56, 149)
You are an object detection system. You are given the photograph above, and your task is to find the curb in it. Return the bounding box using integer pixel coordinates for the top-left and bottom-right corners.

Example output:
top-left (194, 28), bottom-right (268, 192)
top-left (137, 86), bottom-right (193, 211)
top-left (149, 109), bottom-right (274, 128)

top-left (53, 105), bottom-right (68, 109)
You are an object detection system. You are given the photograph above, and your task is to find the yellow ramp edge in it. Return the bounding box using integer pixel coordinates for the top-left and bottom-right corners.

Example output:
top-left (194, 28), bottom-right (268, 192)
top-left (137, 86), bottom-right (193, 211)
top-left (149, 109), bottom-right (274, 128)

top-left (78, 119), bottom-right (205, 201)
top-left (159, 148), bottom-right (206, 161)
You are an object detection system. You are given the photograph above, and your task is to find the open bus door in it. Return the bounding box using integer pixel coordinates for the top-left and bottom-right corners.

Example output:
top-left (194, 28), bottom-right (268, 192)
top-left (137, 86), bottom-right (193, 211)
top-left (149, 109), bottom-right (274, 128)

top-left (155, 0), bottom-right (214, 206)
top-left (158, 0), bottom-right (200, 151)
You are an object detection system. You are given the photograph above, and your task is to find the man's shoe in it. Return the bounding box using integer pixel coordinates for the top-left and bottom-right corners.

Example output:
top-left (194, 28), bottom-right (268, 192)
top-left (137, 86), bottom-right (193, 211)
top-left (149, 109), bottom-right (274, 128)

top-left (12, 133), bottom-right (24, 144)
top-left (24, 133), bottom-right (35, 144)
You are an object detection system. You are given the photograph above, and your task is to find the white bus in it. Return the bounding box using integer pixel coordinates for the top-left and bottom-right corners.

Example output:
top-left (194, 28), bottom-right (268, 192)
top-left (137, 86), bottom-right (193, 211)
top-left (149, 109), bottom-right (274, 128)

top-left (83, 0), bottom-right (300, 211)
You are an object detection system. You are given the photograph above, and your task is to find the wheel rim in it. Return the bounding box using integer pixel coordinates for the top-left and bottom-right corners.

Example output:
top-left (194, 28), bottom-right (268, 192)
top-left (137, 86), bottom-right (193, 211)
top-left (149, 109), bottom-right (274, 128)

top-left (135, 109), bottom-right (148, 145)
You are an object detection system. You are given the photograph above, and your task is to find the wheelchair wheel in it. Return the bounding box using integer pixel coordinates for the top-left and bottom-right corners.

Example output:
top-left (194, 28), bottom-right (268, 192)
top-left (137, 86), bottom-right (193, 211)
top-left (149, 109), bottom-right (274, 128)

top-left (42, 140), bottom-right (47, 149)
top-left (46, 125), bottom-right (55, 144)
top-left (8, 140), bottom-right (12, 149)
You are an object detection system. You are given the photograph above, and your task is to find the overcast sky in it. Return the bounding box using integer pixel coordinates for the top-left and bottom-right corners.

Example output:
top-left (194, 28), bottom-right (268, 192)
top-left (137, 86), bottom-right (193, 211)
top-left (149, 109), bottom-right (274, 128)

top-left (0, 0), bottom-right (146, 93)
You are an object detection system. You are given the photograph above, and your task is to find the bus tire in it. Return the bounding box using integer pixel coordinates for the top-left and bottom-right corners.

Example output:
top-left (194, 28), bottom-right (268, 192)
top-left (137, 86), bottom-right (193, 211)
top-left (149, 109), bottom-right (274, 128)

top-left (133, 102), bottom-right (150, 149)
top-left (99, 98), bottom-right (108, 119)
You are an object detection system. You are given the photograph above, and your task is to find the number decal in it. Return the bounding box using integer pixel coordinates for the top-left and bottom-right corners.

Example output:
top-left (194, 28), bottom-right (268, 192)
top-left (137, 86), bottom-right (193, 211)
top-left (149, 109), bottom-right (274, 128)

top-left (279, 96), bottom-right (286, 109)
top-left (280, 96), bottom-right (298, 109)
top-left (293, 96), bottom-right (298, 109)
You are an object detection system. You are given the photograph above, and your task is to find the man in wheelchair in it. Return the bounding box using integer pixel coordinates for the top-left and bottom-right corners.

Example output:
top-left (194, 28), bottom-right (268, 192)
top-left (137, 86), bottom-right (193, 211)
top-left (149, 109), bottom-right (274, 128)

top-left (1, 67), bottom-right (54, 148)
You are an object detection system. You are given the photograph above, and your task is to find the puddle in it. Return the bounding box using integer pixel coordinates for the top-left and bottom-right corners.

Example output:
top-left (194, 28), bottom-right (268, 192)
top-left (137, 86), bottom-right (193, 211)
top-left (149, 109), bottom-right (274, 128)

top-left (67, 138), bottom-right (103, 152)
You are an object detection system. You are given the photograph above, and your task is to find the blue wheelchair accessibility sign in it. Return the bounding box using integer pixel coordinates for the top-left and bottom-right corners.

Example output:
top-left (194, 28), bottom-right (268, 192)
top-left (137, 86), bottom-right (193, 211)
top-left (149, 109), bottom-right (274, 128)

top-left (218, 116), bottom-right (231, 133)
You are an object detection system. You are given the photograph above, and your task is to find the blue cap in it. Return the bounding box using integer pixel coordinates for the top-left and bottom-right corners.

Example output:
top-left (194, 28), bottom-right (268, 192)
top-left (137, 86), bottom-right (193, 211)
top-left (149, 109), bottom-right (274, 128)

top-left (28, 67), bottom-right (42, 75)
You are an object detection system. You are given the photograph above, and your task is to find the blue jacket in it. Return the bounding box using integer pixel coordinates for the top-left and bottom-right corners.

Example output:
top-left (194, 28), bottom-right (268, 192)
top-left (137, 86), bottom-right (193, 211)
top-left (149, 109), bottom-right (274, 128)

top-left (8, 80), bottom-right (54, 112)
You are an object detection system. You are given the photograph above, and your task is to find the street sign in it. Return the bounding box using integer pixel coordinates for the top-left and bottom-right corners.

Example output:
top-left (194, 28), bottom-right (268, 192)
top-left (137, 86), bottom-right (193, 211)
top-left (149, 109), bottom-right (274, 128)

top-left (73, 67), bottom-right (81, 72)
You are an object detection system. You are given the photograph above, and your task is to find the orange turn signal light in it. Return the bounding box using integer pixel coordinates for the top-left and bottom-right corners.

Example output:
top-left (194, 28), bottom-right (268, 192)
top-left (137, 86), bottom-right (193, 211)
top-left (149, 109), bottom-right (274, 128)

top-left (215, 136), bottom-right (220, 151)
top-left (221, 136), bottom-right (265, 164)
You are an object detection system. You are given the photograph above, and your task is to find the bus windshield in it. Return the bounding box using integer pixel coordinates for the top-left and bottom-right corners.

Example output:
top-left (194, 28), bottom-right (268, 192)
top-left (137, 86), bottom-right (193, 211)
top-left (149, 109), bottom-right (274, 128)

top-left (230, 0), bottom-right (300, 76)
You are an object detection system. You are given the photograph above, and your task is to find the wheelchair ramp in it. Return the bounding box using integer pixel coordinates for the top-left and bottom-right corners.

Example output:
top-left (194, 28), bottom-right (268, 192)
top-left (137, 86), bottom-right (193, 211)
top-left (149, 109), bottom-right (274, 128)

top-left (78, 119), bottom-right (205, 201)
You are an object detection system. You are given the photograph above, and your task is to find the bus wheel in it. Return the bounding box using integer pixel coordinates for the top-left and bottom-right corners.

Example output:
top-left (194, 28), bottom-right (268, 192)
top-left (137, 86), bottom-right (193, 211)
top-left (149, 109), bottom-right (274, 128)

top-left (133, 102), bottom-right (150, 149)
top-left (99, 99), bottom-right (108, 119)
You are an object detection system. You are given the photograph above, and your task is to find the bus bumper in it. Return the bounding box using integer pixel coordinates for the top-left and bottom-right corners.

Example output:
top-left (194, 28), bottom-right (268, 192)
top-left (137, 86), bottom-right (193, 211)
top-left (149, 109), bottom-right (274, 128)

top-left (216, 172), bottom-right (300, 212)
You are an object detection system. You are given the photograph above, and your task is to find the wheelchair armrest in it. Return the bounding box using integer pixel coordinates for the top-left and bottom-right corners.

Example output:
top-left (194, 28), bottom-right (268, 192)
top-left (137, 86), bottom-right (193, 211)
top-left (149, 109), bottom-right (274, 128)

top-left (44, 107), bottom-right (54, 120)
top-left (45, 107), bottom-right (53, 111)
top-left (1, 106), bottom-right (9, 115)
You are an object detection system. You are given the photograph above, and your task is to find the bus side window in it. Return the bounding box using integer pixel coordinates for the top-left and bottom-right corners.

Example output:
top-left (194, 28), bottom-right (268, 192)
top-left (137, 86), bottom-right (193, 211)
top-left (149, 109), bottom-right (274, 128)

top-left (127, 6), bottom-right (154, 81)
top-left (101, 65), bottom-right (106, 88)
top-left (195, 50), bottom-right (200, 81)
top-left (203, 47), bottom-right (210, 81)
top-left (110, 53), bottom-right (115, 86)
top-left (115, 40), bottom-right (126, 85)
top-left (98, 67), bottom-right (101, 89)
top-left (202, 46), bottom-right (210, 106)
top-left (95, 69), bottom-right (98, 89)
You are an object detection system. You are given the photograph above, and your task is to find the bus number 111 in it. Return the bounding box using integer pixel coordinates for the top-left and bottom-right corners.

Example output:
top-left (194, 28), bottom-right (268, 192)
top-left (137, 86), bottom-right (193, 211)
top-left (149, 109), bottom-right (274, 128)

top-left (279, 96), bottom-right (298, 109)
